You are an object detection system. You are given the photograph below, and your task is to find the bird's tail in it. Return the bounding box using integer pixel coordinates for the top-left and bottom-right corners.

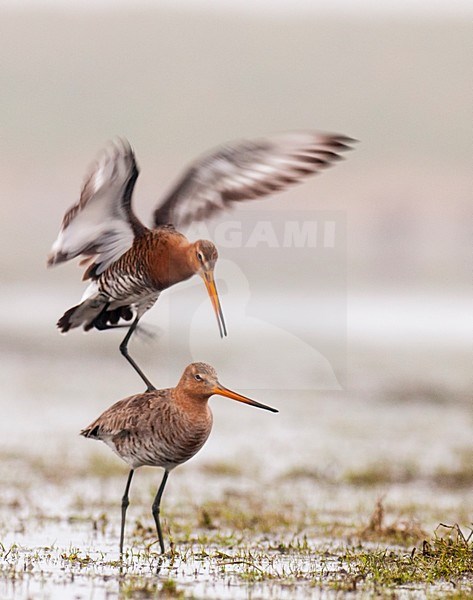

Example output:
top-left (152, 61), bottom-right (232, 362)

top-left (57, 297), bottom-right (136, 332)
top-left (57, 297), bottom-right (109, 333)
top-left (80, 425), bottom-right (100, 438)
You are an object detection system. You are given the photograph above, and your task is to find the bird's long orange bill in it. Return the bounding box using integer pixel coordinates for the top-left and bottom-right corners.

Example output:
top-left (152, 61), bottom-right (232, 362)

top-left (214, 385), bottom-right (278, 413)
top-left (203, 272), bottom-right (227, 338)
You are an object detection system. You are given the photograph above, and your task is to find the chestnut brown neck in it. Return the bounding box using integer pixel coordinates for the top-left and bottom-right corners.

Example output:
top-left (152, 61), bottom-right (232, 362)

top-left (144, 231), bottom-right (198, 290)
top-left (172, 387), bottom-right (212, 423)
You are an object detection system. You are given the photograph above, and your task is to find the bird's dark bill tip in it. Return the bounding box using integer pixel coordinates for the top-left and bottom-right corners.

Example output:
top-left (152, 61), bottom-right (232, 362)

top-left (215, 385), bottom-right (278, 413)
top-left (219, 320), bottom-right (228, 338)
top-left (249, 400), bottom-right (278, 413)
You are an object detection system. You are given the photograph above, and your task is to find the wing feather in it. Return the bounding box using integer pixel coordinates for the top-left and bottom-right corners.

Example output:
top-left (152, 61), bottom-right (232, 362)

top-left (48, 138), bottom-right (147, 275)
top-left (153, 131), bottom-right (357, 228)
top-left (80, 391), bottom-right (168, 440)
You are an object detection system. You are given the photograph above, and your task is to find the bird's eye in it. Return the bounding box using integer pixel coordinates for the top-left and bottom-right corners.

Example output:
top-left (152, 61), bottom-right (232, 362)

top-left (197, 252), bottom-right (204, 263)
top-left (194, 374), bottom-right (203, 381)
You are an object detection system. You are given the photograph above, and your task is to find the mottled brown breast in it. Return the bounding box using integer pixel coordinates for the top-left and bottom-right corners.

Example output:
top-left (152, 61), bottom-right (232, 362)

top-left (148, 397), bottom-right (213, 469)
top-left (84, 389), bottom-right (213, 470)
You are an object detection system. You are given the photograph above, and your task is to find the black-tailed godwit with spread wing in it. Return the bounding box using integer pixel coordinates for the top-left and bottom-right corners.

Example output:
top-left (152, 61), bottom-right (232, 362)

top-left (80, 362), bottom-right (277, 555)
top-left (48, 133), bottom-right (356, 388)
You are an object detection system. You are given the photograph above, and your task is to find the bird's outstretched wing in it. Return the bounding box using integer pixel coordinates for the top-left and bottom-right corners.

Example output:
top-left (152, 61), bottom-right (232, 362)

top-left (47, 138), bottom-right (147, 276)
top-left (153, 131), bottom-right (356, 229)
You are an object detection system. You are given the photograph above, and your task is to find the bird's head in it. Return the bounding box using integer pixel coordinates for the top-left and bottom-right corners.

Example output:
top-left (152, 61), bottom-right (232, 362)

top-left (191, 239), bottom-right (218, 273)
top-left (189, 240), bottom-right (227, 338)
top-left (179, 363), bottom-right (278, 413)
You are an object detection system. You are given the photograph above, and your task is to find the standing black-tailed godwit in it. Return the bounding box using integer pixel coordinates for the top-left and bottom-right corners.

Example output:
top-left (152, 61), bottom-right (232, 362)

top-left (48, 133), bottom-right (356, 388)
top-left (80, 362), bottom-right (277, 555)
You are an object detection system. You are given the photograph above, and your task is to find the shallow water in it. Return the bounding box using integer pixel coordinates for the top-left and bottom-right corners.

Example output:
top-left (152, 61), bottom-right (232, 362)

top-left (0, 287), bottom-right (471, 598)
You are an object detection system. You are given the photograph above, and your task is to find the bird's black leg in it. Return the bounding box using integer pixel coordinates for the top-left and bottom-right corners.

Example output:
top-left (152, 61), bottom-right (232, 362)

top-left (119, 316), bottom-right (156, 391)
top-left (120, 469), bottom-right (134, 557)
top-left (152, 470), bottom-right (170, 554)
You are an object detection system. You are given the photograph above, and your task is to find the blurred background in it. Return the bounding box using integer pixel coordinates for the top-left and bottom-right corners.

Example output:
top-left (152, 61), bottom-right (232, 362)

top-left (0, 1), bottom-right (470, 485)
